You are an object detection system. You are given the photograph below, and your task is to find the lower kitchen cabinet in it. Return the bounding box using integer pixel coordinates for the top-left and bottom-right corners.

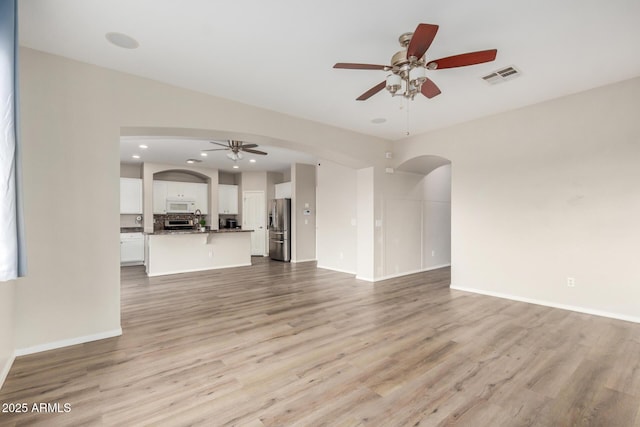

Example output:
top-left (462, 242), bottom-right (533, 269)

top-left (120, 232), bottom-right (144, 264)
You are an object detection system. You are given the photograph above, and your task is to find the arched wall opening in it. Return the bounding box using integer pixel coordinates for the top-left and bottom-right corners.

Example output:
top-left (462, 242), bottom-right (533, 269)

top-left (379, 155), bottom-right (451, 279)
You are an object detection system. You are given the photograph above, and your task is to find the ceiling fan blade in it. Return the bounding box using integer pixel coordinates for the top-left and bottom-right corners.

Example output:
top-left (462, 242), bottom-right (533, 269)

top-left (427, 49), bottom-right (497, 70)
top-left (239, 143), bottom-right (258, 149)
top-left (334, 63), bottom-right (389, 70)
top-left (421, 78), bottom-right (441, 99)
top-left (356, 81), bottom-right (386, 101)
top-left (209, 141), bottom-right (230, 148)
top-left (407, 23), bottom-right (439, 60)
top-left (242, 148), bottom-right (267, 155)
top-left (202, 148), bottom-right (230, 151)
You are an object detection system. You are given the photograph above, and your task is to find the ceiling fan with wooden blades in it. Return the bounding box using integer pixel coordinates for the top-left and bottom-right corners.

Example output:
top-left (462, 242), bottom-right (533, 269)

top-left (203, 140), bottom-right (268, 161)
top-left (334, 23), bottom-right (497, 101)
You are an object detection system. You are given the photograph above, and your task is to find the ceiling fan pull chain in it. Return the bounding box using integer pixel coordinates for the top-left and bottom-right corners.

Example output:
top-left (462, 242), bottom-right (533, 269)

top-left (405, 97), bottom-right (411, 136)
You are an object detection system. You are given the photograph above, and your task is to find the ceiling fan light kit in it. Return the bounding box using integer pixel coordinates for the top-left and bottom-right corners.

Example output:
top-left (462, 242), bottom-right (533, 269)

top-left (334, 23), bottom-right (498, 101)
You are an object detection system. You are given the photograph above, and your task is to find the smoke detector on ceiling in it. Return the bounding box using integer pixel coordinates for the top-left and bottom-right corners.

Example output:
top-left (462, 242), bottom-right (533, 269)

top-left (482, 66), bottom-right (521, 85)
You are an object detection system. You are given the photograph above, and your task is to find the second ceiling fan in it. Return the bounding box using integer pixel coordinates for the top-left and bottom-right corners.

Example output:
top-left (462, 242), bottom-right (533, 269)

top-left (334, 23), bottom-right (497, 101)
top-left (203, 140), bottom-right (267, 161)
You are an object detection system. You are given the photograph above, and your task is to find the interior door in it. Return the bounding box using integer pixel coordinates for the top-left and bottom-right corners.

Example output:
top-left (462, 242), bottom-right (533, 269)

top-left (243, 191), bottom-right (266, 256)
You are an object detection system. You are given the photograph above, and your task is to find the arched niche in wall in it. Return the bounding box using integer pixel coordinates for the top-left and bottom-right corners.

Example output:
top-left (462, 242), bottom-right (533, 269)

top-left (396, 154), bottom-right (451, 175)
top-left (395, 154), bottom-right (452, 274)
top-left (153, 169), bottom-right (208, 183)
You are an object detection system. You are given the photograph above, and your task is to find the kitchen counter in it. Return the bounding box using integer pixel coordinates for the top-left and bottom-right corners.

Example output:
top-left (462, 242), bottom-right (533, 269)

top-left (120, 227), bottom-right (144, 233)
top-left (147, 228), bottom-right (253, 235)
top-left (145, 229), bottom-right (253, 277)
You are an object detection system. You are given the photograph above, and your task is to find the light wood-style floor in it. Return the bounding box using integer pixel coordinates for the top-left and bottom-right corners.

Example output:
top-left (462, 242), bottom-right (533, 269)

top-left (1, 258), bottom-right (640, 426)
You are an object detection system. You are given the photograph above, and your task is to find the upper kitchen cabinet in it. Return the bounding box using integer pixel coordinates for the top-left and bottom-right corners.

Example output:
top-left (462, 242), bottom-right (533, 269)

top-left (166, 181), bottom-right (198, 200)
top-left (193, 183), bottom-right (208, 214)
top-left (153, 180), bottom-right (168, 214)
top-left (120, 178), bottom-right (143, 214)
top-left (218, 184), bottom-right (238, 214)
top-left (153, 180), bottom-right (208, 214)
top-left (275, 182), bottom-right (292, 199)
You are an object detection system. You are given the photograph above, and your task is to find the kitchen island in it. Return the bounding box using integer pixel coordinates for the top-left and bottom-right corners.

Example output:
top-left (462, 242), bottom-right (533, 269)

top-left (145, 229), bottom-right (253, 277)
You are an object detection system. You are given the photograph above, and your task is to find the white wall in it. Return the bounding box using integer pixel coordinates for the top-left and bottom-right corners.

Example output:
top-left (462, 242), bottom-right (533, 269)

top-left (316, 160), bottom-right (357, 274)
top-left (15, 47), bottom-right (388, 354)
top-left (394, 76), bottom-right (640, 322)
top-left (291, 163), bottom-right (316, 262)
top-left (422, 165), bottom-right (452, 269)
top-left (356, 168), bottom-right (375, 281)
top-left (378, 166), bottom-right (452, 279)
top-left (0, 281), bottom-right (15, 388)
top-left (120, 162), bottom-right (142, 179)
top-left (382, 172), bottom-right (424, 277)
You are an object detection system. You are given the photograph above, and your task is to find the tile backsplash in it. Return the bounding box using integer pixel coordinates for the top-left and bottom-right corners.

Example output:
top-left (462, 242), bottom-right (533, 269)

top-left (153, 214), bottom-right (209, 231)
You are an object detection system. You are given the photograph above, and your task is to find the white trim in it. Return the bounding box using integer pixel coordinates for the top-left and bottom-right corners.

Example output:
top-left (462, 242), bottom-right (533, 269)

top-left (15, 328), bottom-right (123, 357)
top-left (147, 263), bottom-right (252, 277)
top-left (291, 259), bottom-right (316, 264)
top-left (355, 264), bottom-right (451, 283)
top-left (376, 264), bottom-right (452, 282)
top-left (450, 285), bottom-right (640, 324)
top-left (316, 265), bottom-right (356, 275)
top-left (0, 350), bottom-right (16, 390)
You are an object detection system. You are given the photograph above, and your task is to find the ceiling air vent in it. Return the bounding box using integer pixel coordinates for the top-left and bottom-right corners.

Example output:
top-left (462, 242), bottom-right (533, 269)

top-left (482, 66), bottom-right (521, 85)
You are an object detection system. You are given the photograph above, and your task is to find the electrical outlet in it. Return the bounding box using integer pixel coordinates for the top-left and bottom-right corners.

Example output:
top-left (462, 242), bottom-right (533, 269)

top-left (431, 250), bottom-right (435, 257)
top-left (567, 277), bottom-right (575, 287)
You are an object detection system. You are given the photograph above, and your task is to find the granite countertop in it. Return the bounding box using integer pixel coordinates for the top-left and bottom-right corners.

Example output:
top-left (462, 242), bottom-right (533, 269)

top-left (120, 227), bottom-right (144, 233)
top-left (146, 228), bottom-right (253, 235)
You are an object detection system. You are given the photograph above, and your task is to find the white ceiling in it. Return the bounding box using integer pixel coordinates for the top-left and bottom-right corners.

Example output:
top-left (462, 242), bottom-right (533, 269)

top-left (120, 137), bottom-right (317, 173)
top-left (19, 0), bottom-right (640, 152)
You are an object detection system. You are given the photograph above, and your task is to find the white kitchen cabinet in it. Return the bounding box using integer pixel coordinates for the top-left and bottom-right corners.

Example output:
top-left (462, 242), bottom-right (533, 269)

top-left (166, 181), bottom-right (199, 201)
top-left (193, 182), bottom-right (208, 214)
top-left (275, 181), bottom-right (291, 199)
top-left (154, 180), bottom-right (209, 214)
top-left (120, 232), bottom-right (144, 264)
top-left (120, 178), bottom-right (143, 214)
top-left (153, 180), bottom-right (168, 214)
top-left (218, 184), bottom-right (238, 214)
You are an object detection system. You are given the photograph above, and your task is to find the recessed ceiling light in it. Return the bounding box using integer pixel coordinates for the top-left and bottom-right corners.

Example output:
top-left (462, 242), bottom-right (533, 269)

top-left (371, 118), bottom-right (387, 124)
top-left (132, 154), bottom-right (140, 159)
top-left (200, 152), bottom-right (208, 157)
top-left (105, 32), bottom-right (139, 49)
top-left (249, 159), bottom-right (256, 163)
top-left (232, 165), bottom-right (239, 169)
top-left (186, 159), bottom-right (202, 164)
top-left (139, 144), bottom-right (148, 149)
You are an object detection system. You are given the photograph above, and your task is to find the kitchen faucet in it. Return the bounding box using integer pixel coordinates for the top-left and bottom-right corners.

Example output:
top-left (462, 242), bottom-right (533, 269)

top-left (194, 209), bottom-right (202, 229)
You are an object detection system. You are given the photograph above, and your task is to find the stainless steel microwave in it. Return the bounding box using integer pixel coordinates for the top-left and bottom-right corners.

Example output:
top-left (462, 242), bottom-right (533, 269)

top-left (166, 199), bottom-right (195, 213)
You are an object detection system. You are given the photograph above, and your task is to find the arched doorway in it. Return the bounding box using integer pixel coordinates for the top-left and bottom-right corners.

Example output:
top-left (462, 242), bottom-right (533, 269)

top-left (391, 155), bottom-right (451, 275)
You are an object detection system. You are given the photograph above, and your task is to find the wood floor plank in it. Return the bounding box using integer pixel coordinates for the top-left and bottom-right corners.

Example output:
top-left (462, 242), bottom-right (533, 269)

top-left (1, 258), bottom-right (640, 426)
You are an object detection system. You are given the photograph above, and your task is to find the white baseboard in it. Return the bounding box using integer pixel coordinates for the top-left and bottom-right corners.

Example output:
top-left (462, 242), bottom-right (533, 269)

top-left (15, 328), bottom-right (123, 357)
top-left (291, 259), bottom-right (317, 264)
top-left (0, 350), bottom-right (16, 390)
top-left (147, 263), bottom-right (252, 277)
top-left (450, 285), bottom-right (640, 324)
top-left (355, 264), bottom-right (451, 283)
top-left (316, 265), bottom-right (356, 275)
top-left (376, 264), bottom-right (452, 282)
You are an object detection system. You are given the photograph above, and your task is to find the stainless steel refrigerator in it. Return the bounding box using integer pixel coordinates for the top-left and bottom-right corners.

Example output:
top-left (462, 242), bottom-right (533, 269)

top-left (269, 198), bottom-right (291, 262)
